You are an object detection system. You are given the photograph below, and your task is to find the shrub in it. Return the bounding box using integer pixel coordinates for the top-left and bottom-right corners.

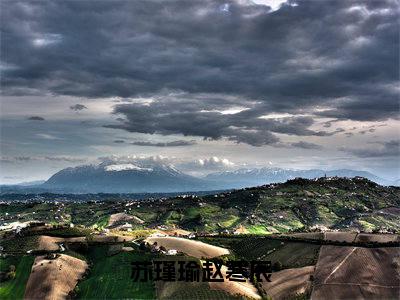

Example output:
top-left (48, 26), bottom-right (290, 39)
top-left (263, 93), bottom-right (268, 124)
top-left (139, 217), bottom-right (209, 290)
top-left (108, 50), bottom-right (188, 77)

top-left (7, 271), bottom-right (16, 280)
top-left (273, 261), bottom-right (283, 271)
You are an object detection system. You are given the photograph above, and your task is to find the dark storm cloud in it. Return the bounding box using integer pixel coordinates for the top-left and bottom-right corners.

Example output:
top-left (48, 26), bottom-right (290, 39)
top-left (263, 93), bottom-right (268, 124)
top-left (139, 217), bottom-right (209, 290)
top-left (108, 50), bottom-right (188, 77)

top-left (27, 116), bottom-right (45, 121)
top-left (1, 0), bottom-right (398, 145)
top-left (103, 90), bottom-right (345, 145)
top-left (131, 140), bottom-right (197, 147)
top-left (70, 104), bottom-right (88, 111)
top-left (340, 140), bottom-right (400, 157)
top-left (290, 141), bottom-right (323, 150)
top-left (104, 98), bottom-right (337, 146)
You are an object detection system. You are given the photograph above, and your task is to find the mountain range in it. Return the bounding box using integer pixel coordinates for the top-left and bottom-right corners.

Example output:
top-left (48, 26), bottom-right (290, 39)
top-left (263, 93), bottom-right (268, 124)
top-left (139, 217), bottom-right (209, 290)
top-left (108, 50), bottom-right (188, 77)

top-left (205, 167), bottom-right (396, 188)
top-left (1, 161), bottom-right (398, 194)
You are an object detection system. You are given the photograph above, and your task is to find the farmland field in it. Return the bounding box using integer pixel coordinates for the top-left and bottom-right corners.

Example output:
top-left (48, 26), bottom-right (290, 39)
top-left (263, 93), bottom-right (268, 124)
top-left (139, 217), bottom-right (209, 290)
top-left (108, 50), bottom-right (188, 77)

top-left (264, 242), bottom-right (320, 269)
top-left (285, 232), bottom-right (324, 240)
top-left (197, 236), bottom-right (283, 260)
top-left (1, 236), bottom-right (39, 254)
top-left (156, 281), bottom-right (239, 300)
top-left (24, 254), bottom-right (88, 300)
top-left (0, 177), bottom-right (399, 299)
top-left (145, 236), bottom-right (229, 259)
top-left (246, 225), bottom-right (271, 234)
top-left (312, 245), bottom-right (400, 299)
top-left (261, 265), bottom-right (314, 299)
top-left (355, 233), bottom-right (400, 243)
top-left (76, 246), bottom-right (156, 299)
top-left (153, 255), bottom-right (241, 299)
top-left (209, 264), bottom-right (261, 299)
top-left (227, 237), bottom-right (283, 260)
top-left (0, 255), bottom-right (34, 300)
top-left (198, 236), bottom-right (320, 269)
top-left (323, 232), bottom-right (357, 243)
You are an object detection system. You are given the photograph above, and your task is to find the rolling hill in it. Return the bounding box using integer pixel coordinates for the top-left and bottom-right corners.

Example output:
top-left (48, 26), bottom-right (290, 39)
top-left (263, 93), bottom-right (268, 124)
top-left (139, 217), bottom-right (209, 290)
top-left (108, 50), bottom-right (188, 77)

top-left (2, 177), bottom-right (399, 233)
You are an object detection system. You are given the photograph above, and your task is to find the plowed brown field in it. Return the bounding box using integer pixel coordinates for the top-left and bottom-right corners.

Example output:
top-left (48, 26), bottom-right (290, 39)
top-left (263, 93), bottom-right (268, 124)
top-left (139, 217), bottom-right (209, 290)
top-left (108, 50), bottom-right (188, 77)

top-left (312, 245), bottom-right (400, 299)
top-left (24, 254), bottom-right (88, 300)
top-left (323, 232), bottom-right (357, 243)
top-left (355, 233), bottom-right (400, 243)
top-left (261, 266), bottom-right (314, 300)
top-left (145, 236), bottom-right (229, 258)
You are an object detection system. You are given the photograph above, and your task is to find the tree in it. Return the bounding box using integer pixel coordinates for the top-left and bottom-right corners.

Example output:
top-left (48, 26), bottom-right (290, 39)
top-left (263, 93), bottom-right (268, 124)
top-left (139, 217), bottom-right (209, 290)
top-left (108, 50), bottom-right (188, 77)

top-left (273, 261), bottom-right (283, 271)
top-left (139, 241), bottom-right (147, 251)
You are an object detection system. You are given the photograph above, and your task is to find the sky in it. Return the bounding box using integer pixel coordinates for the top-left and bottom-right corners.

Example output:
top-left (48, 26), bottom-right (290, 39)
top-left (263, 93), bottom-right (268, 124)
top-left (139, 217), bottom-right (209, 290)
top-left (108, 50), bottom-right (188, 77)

top-left (0, 0), bottom-right (399, 184)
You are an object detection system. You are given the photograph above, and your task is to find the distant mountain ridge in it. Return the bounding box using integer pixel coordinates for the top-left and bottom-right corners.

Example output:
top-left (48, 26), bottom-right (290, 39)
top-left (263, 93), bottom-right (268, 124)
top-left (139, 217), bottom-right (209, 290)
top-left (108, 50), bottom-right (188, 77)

top-left (1, 162), bottom-right (398, 194)
top-left (205, 167), bottom-right (396, 188)
top-left (42, 161), bottom-right (216, 193)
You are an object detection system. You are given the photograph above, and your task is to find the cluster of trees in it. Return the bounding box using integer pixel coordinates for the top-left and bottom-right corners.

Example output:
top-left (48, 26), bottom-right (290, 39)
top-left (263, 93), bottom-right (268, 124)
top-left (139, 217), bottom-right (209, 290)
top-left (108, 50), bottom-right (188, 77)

top-left (0, 264), bottom-right (16, 282)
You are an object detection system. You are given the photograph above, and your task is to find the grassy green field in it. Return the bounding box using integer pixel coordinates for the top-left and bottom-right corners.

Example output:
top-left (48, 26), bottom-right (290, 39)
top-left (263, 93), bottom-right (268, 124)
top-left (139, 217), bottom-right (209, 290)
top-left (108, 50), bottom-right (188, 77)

top-left (1, 236), bottom-right (38, 254)
top-left (198, 236), bottom-right (283, 261)
top-left (76, 246), bottom-right (155, 299)
top-left (264, 242), bottom-right (320, 269)
top-left (246, 225), bottom-right (271, 234)
top-left (198, 236), bottom-right (320, 269)
top-left (0, 255), bottom-right (34, 300)
top-left (0, 256), bottom-right (21, 272)
top-left (93, 215), bottom-right (109, 229)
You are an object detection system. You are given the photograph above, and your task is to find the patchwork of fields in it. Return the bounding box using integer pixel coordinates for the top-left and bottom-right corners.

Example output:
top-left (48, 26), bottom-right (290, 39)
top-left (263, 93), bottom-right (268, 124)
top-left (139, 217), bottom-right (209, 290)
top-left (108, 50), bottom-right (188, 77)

top-left (0, 229), bottom-right (399, 300)
top-left (0, 178), bottom-right (399, 299)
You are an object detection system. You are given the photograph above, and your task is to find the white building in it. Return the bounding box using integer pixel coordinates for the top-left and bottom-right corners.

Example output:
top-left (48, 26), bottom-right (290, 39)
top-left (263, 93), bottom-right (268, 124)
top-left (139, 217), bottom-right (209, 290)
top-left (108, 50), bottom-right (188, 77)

top-left (166, 249), bottom-right (177, 255)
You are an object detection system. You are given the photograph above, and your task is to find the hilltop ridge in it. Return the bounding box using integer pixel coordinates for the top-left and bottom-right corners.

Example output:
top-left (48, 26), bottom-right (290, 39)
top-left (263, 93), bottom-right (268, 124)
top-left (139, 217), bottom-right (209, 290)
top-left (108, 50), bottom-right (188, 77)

top-left (1, 177), bottom-right (399, 234)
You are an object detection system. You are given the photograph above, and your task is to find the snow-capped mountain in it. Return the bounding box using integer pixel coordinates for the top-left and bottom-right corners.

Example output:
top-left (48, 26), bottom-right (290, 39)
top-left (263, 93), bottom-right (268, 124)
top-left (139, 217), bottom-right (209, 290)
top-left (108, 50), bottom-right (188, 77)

top-left (104, 164), bottom-right (154, 172)
top-left (6, 161), bottom-right (395, 194)
top-left (43, 161), bottom-right (213, 193)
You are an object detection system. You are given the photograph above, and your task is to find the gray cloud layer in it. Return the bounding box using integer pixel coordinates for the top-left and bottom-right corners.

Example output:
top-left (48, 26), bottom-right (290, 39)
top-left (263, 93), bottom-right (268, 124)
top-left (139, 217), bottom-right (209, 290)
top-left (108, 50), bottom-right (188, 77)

top-left (27, 116), bottom-right (45, 121)
top-left (1, 156), bottom-right (86, 163)
top-left (1, 0), bottom-right (399, 146)
top-left (70, 104), bottom-right (88, 111)
top-left (340, 140), bottom-right (400, 158)
top-left (105, 94), bottom-right (334, 146)
top-left (290, 141), bottom-right (323, 150)
top-left (131, 140), bottom-right (197, 147)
